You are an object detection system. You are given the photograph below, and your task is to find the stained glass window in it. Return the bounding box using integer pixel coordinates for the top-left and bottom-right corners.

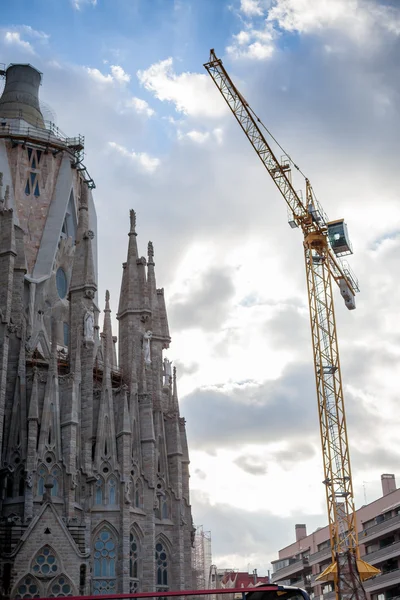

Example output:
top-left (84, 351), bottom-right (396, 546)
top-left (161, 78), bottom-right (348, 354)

top-left (130, 533), bottom-right (139, 579)
top-left (95, 478), bottom-right (104, 505)
top-left (51, 466), bottom-right (61, 496)
top-left (93, 580), bottom-right (116, 595)
top-left (15, 575), bottom-right (40, 599)
top-left (161, 495), bottom-right (169, 520)
top-left (32, 546), bottom-right (58, 578)
top-left (93, 529), bottom-right (116, 579)
top-left (48, 575), bottom-right (73, 597)
top-left (155, 541), bottom-right (168, 590)
top-left (108, 477), bottom-right (116, 505)
top-left (37, 465), bottom-right (47, 496)
top-left (56, 268), bottom-right (68, 299)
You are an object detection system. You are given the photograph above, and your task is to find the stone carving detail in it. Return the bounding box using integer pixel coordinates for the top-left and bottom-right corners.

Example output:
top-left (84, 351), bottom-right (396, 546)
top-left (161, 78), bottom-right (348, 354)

top-left (84, 310), bottom-right (94, 341)
top-left (143, 330), bottom-right (152, 365)
top-left (124, 480), bottom-right (131, 504)
top-left (163, 358), bottom-right (172, 385)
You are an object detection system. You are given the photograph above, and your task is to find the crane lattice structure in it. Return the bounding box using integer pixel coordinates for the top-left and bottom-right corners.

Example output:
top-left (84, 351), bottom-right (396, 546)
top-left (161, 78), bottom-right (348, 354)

top-left (193, 526), bottom-right (212, 595)
top-left (204, 49), bottom-right (379, 600)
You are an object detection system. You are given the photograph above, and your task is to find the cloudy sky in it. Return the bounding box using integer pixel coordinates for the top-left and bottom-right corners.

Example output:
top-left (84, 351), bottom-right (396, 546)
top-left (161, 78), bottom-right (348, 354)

top-left (2, 0), bottom-right (400, 575)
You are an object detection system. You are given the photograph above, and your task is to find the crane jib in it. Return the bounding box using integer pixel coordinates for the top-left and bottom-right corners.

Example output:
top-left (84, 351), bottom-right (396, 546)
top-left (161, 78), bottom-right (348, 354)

top-left (204, 49), bottom-right (377, 600)
top-left (204, 54), bottom-right (358, 300)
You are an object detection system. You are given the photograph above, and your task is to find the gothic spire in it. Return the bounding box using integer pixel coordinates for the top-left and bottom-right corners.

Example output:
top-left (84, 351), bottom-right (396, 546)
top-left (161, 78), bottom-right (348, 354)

top-left (118, 210), bottom-right (141, 316)
top-left (157, 288), bottom-right (170, 341)
top-left (95, 291), bottom-right (118, 470)
top-left (171, 365), bottom-right (180, 415)
top-left (147, 241), bottom-right (161, 335)
top-left (69, 183), bottom-right (97, 296)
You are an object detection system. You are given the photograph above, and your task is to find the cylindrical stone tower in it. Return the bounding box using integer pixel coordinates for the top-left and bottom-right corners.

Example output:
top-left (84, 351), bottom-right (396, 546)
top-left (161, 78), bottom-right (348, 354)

top-left (0, 64), bottom-right (44, 127)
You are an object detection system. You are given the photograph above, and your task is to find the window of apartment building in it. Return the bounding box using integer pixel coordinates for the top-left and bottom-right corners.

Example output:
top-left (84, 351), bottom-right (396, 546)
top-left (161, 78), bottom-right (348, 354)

top-left (272, 559), bottom-right (290, 573)
top-left (317, 540), bottom-right (331, 552)
top-left (380, 535), bottom-right (395, 549)
top-left (363, 518), bottom-right (376, 530)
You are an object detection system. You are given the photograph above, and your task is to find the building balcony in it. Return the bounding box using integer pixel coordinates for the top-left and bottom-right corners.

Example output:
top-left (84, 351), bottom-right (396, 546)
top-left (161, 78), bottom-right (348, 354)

top-left (310, 574), bottom-right (328, 588)
top-left (288, 577), bottom-right (312, 591)
top-left (272, 558), bottom-right (310, 582)
top-left (364, 540), bottom-right (400, 566)
top-left (361, 514), bottom-right (400, 543)
top-left (364, 568), bottom-right (400, 593)
top-left (309, 547), bottom-right (332, 566)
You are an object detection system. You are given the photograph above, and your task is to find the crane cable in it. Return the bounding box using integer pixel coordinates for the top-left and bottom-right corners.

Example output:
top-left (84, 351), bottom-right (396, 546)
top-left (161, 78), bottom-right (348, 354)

top-left (247, 105), bottom-right (309, 181)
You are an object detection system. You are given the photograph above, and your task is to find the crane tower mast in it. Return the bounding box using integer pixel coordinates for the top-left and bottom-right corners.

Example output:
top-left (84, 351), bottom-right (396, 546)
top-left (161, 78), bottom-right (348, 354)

top-left (204, 49), bottom-right (379, 600)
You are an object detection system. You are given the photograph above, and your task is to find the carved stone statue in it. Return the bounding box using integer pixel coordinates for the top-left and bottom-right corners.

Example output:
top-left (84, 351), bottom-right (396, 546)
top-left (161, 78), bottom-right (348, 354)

top-left (71, 472), bottom-right (78, 490)
top-left (84, 310), bottom-right (94, 341)
top-left (124, 480), bottom-right (131, 504)
top-left (143, 330), bottom-right (152, 364)
top-left (163, 358), bottom-right (172, 385)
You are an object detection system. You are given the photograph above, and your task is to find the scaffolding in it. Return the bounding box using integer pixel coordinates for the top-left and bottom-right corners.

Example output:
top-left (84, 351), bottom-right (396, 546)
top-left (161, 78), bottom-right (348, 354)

top-left (193, 526), bottom-right (212, 593)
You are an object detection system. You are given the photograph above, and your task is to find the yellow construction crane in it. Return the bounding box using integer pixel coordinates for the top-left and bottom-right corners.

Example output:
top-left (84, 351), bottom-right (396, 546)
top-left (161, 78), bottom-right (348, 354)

top-left (204, 49), bottom-right (380, 600)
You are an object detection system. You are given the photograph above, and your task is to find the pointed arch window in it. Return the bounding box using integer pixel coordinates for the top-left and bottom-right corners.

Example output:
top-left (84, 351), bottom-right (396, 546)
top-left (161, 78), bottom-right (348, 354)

top-left (14, 575), bottom-right (41, 599)
top-left (47, 574), bottom-right (74, 597)
top-left (25, 147), bottom-right (41, 198)
top-left (155, 541), bottom-right (169, 592)
top-left (129, 531), bottom-right (141, 592)
top-left (32, 545), bottom-right (59, 578)
top-left (51, 466), bottom-right (61, 496)
top-left (95, 478), bottom-right (104, 505)
top-left (107, 476), bottom-right (117, 505)
top-left (155, 491), bottom-right (169, 520)
top-left (37, 465), bottom-right (47, 496)
top-left (93, 528), bottom-right (117, 594)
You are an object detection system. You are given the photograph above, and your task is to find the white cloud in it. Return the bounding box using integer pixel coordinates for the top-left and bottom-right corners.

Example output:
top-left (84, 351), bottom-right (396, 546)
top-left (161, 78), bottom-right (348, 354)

top-left (240, 0), bottom-right (264, 17)
top-left (267, 0), bottom-right (400, 40)
top-left (3, 31), bottom-right (34, 54)
top-left (71, 0), bottom-right (97, 9)
top-left (228, 0), bottom-right (400, 59)
top-left (227, 22), bottom-right (275, 60)
top-left (178, 128), bottom-right (224, 144)
top-left (110, 64), bottom-right (130, 84)
top-left (126, 96), bottom-right (155, 117)
top-left (86, 67), bottom-right (113, 84)
top-left (86, 64), bottom-right (130, 85)
top-left (108, 141), bottom-right (160, 173)
top-left (18, 25), bottom-right (49, 40)
top-left (137, 57), bottom-right (228, 118)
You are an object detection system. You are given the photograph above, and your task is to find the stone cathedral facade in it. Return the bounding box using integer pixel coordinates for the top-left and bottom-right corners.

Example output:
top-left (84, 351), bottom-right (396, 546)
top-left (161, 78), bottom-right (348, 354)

top-left (0, 63), bottom-right (194, 598)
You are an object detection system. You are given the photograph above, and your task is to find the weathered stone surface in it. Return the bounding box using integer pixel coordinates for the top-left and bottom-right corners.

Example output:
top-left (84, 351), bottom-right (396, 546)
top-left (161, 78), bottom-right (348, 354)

top-left (0, 63), bottom-right (194, 600)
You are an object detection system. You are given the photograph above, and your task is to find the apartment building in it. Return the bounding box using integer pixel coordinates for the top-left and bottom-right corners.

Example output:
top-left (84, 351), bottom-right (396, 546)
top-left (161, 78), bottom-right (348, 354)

top-left (271, 474), bottom-right (400, 600)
